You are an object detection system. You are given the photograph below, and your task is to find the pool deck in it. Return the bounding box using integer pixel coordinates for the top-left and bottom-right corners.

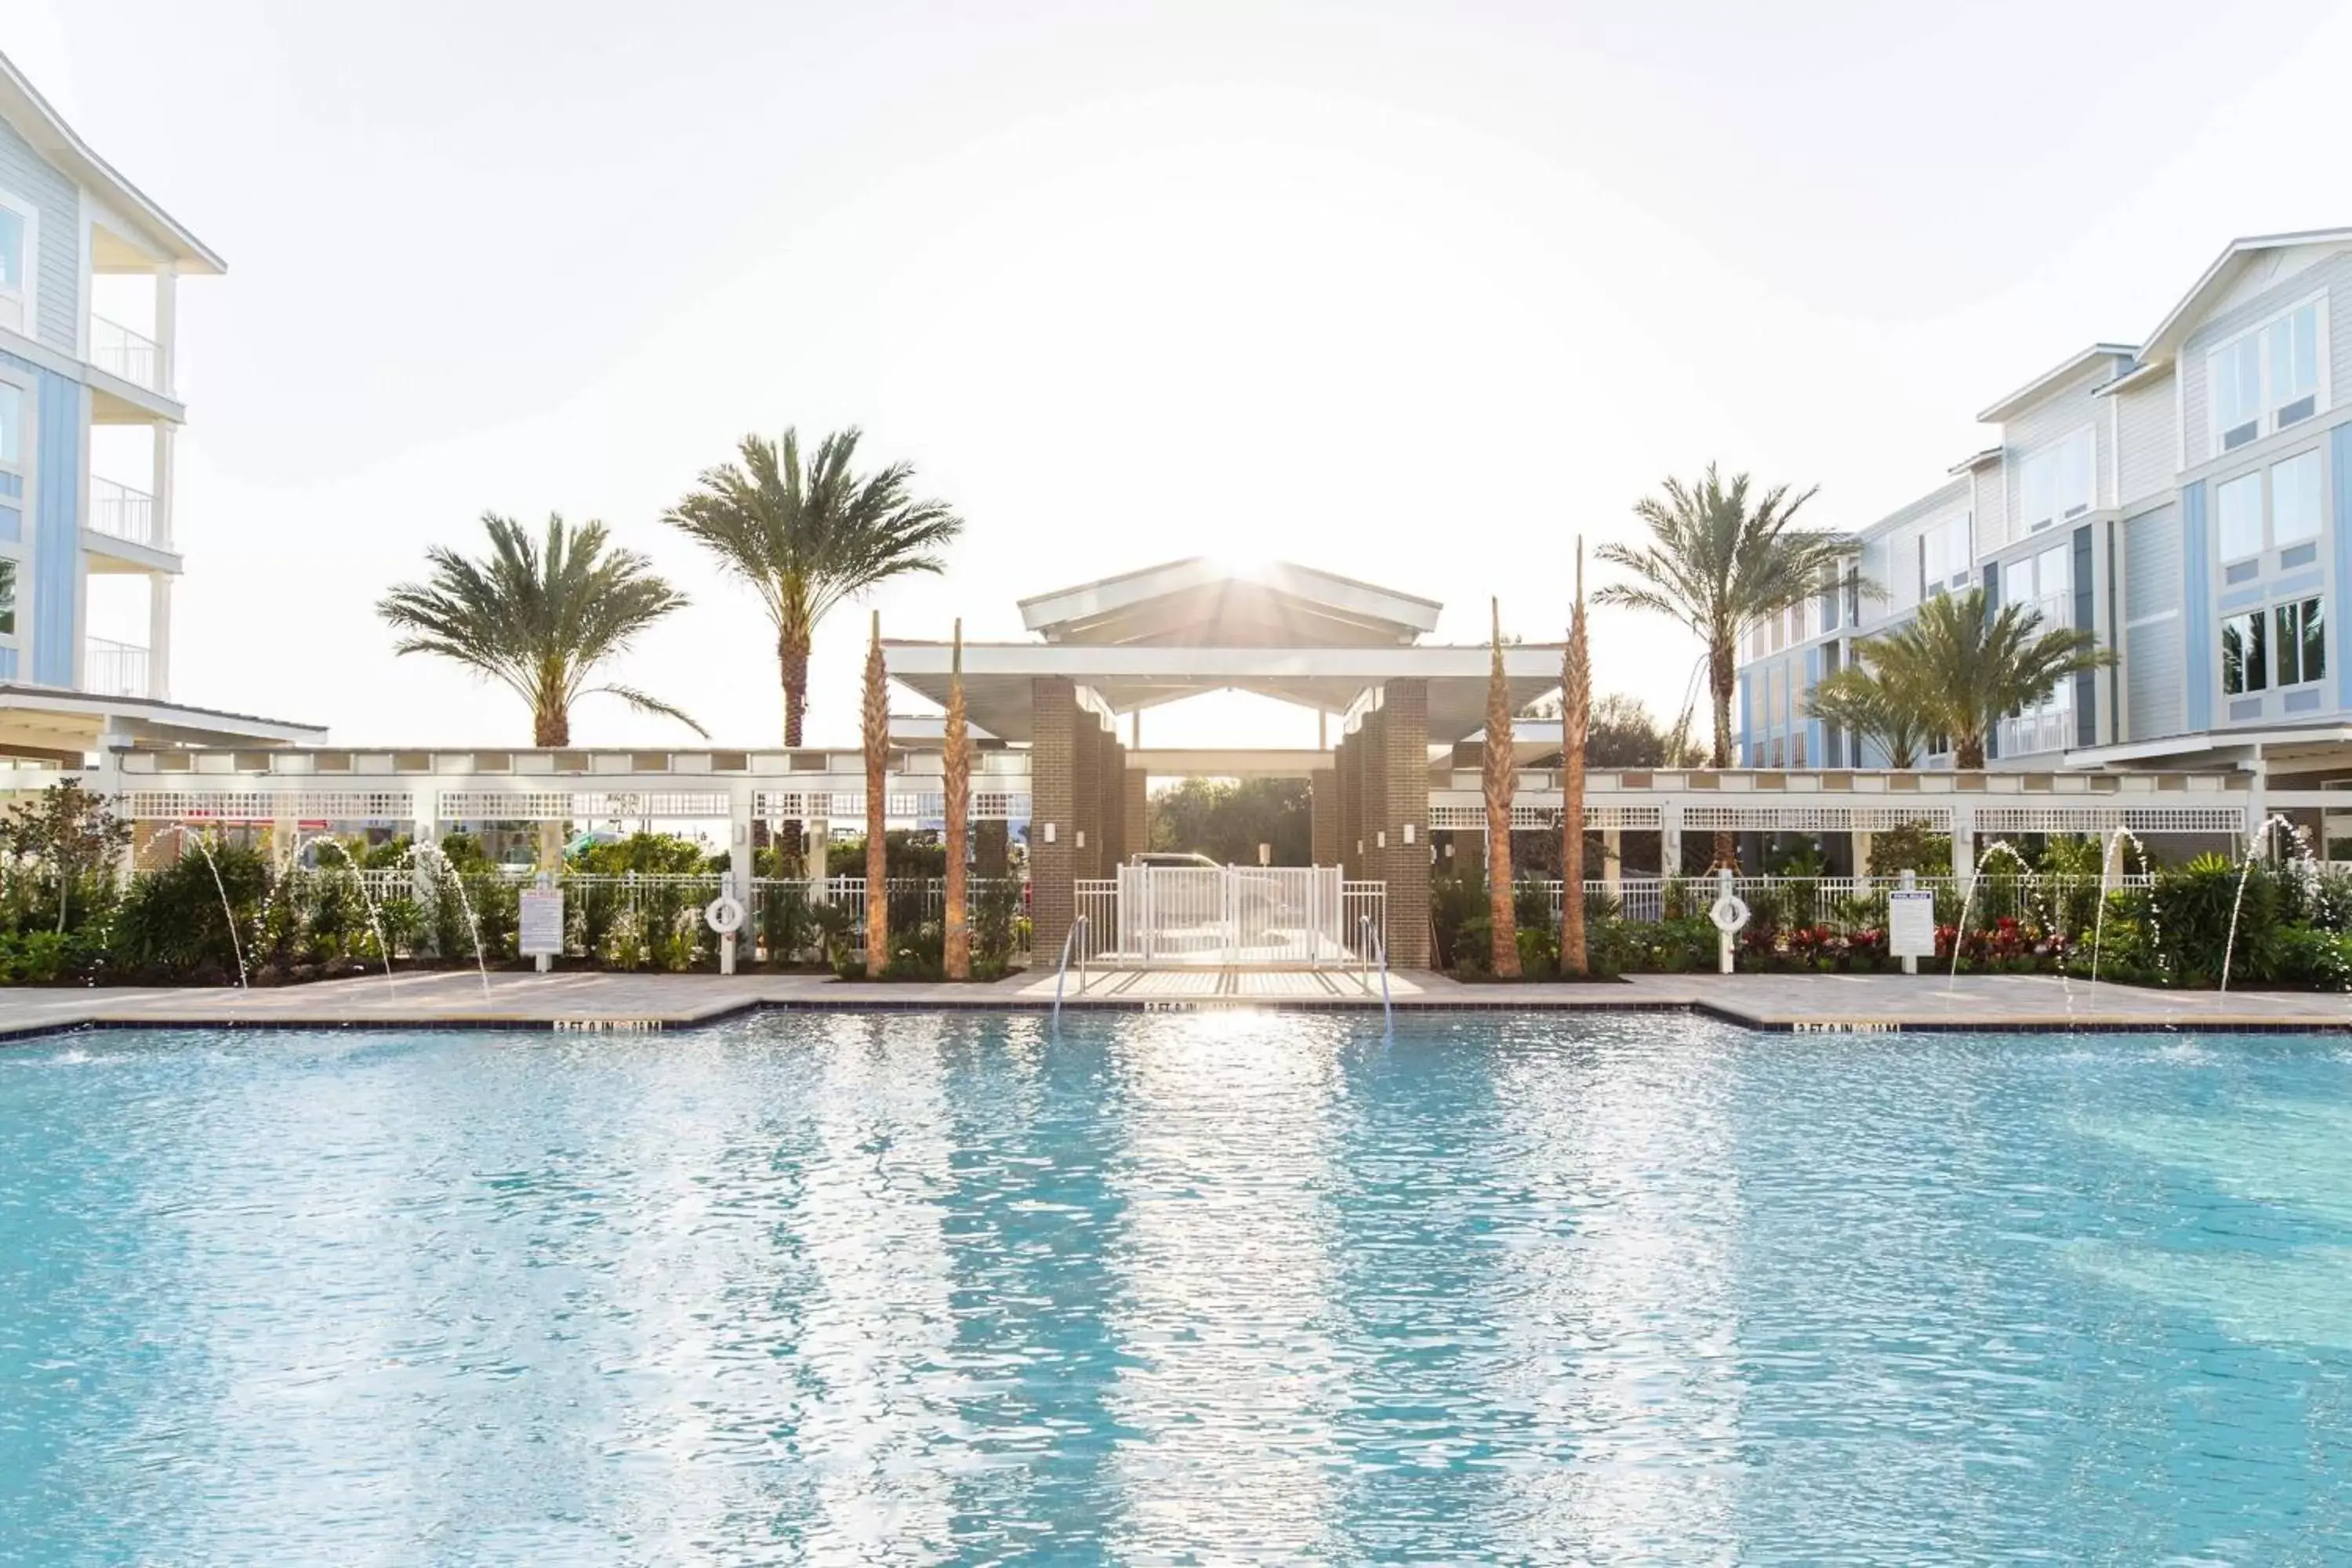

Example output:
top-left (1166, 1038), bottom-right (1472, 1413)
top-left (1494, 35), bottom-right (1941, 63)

top-left (0, 967), bottom-right (2346, 1037)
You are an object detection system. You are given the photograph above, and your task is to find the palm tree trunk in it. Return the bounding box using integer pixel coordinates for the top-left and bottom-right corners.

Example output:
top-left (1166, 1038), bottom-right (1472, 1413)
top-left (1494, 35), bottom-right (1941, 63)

top-left (1559, 547), bottom-right (1589, 975)
top-left (862, 613), bottom-right (889, 976)
top-left (943, 620), bottom-right (970, 981)
top-left (778, 622), bottom-right (811, 874)
top-left (1708, 638), bottom-right (1737, 869)
top-left (534, 705), bottom-right (568, 747)
top-left (1484, 599), bottom-right (1519, 978)
top-left (1955, 735), bottom-right (1987, 770)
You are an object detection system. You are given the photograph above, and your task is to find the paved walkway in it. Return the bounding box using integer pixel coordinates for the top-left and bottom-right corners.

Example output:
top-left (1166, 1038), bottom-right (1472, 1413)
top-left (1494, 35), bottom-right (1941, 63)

top-left (0, 967), bottom-right (2346, 1037)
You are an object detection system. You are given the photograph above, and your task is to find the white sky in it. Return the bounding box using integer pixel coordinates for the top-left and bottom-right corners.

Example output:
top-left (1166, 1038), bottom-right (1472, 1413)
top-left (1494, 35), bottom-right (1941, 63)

top-left (9, 0), bottom-right (2350, 750)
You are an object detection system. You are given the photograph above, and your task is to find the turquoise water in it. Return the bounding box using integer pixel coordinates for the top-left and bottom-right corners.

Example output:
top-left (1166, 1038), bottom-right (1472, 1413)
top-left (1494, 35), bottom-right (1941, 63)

top-left (3, 1014), bottom-right (2350, 1564)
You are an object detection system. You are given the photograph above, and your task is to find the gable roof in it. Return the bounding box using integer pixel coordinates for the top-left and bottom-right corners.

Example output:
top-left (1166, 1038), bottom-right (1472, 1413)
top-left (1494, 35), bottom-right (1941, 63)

top-left (0, 49), bottom-right (223, 274)
top-left (1017, 557), bottom-right (1443, 647)
top-left (1975, 343), bottom-right (2137, 424)
top-left (2136, 227), bottom-right (2352, 365)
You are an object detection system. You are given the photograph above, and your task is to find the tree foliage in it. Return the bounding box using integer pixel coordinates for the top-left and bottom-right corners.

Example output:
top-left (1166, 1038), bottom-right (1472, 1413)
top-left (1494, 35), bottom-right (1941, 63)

top-left (376, 513), bottom-right (701, 746)
top-left (1149, 778), bottom-right (1312, 866)
top-left (1863, 588), bottom-right (2113, 768)
top-left (662, 426), bottom-right (962, 746)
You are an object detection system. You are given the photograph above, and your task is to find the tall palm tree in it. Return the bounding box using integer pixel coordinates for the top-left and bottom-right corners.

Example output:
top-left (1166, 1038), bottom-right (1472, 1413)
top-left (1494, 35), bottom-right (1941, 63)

top-left (1595, 464), bottom-right (1860, 864)
top-left (942, 619), bottom-right (971, 981)
top-left (663, 427), bottom-right (964, 746)
top-left (1483, 599), bottom-right (1520, 978)
top-left (1805, 660), bottom-right (1934, 769)
top-left (1559, 543), bottom-right (1591, 975)
top-left (1865, 588), bottom-right (2113, 769)
top-left (862, 611), bottom-right (890, 975)
top-left (376, 513), bottom-right (702, 746)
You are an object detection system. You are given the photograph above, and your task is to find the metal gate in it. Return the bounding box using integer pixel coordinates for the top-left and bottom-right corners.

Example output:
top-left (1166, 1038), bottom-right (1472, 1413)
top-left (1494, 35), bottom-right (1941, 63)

top-left (1114, 865), bottom-right (1350, 967)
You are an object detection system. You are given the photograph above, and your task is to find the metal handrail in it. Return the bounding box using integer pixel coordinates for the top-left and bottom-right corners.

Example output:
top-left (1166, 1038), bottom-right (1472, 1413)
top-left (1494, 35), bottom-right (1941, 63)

top-left (1051, 913), bottom-right (1090, 1029)
top-left (1359, 913), bottom-right (1391, 1033)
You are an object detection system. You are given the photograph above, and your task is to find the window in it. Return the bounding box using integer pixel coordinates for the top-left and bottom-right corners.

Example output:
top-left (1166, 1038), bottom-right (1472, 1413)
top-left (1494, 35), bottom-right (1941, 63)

top-left (2020, 429), bottom-right (2094, 533)
top-left (2275, 597), bottom-right (2326, 688)
top-left (2218, 449), bottom-right (2325, 563)
top-left (2002, 544), bottom-right (2071, 630)
top-left (2273, 450), bottom-right (2322, 546)
top-left (2222, 609), bottom-right (2269, 695)
top-left (2209, 298), bottom-right (2328, 452)
top-left (0, 558), bottom-right (15, 637)
top-left (0, 194), bottom-right (29, 336)
top-left (0, 381), bottom-right (19, 469)
top-left (1920, 516), bottom-right (1970, 597)
top-left (2217, 471), bottom-right (2263, 560)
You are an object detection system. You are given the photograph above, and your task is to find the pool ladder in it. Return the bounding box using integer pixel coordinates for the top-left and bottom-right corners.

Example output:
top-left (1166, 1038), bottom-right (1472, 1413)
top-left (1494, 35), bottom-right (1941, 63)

top-left (1051, 914), bottom-right (1091, 1030)
top-left (1359, 913), bottom-right (1392, 1035)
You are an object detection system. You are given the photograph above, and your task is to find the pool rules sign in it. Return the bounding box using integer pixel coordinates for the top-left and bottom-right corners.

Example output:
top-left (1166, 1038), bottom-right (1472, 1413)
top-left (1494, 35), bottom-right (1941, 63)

top-left (1887, 890), bottom-right (1936, 961)
top-left (520, 881), bottom-right (564, 962)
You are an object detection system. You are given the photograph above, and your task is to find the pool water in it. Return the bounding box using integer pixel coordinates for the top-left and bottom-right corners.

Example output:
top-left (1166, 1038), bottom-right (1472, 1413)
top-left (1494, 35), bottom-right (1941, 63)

top-left (4, 1014), bottom-right (2350, 1564)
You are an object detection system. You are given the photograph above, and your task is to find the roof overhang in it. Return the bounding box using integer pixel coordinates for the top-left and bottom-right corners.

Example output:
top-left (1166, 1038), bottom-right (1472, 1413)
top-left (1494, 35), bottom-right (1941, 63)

top-left (1947, 446), bottom-right (2003, 475)
top-left (0, 51), bottom-right (223, 274)
top-left (0, 687), bottom-right (326, 757)
top-left (1017, 558), bottom-right (1443, 646)
top-left (1975, 344), bottom-right (2137, 424)
top-left (2138, 227), bottom-right (2352, 366)
top-left (2061, 724), bottom-right (2352, 771)
top-left (885, 641), bottom-right (1561, 743)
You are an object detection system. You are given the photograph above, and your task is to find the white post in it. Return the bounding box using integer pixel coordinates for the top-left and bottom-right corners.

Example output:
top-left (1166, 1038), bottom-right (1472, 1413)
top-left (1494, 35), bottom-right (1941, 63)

top-left (534, 869), bottom-right (554, 974)
top-left (1717, 866), bottom-right (1736, 975)
top-left (1951, 805), bottom-right (1975, 882)
top-left (145, 573), bottom-right (172, 700)
top-left (1601, 827), bottom-right (1622, 899)
top-left (1899, 866), bottom-right (1918, 975)
top-left (151, 423), bottom-right (175, 550)
top-left (717, 869), bottom-right (739, 976)
top-left (728, 782), bottom-right (754, 967)
top-left (1661, 802), bottom-right (1684, 883)
top-left (154, 264), bottom-right (177, 397)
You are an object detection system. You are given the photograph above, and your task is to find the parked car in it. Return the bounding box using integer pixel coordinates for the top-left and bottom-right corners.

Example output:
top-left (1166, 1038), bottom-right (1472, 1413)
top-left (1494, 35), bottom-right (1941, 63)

top-left (1129, 851), bottom-right (1224, 869)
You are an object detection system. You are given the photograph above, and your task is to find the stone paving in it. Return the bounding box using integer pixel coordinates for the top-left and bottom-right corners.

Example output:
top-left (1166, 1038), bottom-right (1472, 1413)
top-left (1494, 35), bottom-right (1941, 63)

top-left (0, 966), bottom-right (2347, 1038)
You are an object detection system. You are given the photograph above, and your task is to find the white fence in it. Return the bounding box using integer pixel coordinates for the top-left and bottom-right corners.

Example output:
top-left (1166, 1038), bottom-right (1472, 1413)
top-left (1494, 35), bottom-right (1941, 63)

top-left (1529, 873), bottom-right (2158, 933)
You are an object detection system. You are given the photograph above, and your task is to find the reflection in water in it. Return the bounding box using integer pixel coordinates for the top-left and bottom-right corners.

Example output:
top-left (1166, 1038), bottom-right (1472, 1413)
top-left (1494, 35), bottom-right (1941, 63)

top-left (2, 1018), bottom-right (2350, 1563)
top-left (1102, 1011), bottom-right (1350, 1560)
top-left (1485, 1015), bottom-right (1744, 1559)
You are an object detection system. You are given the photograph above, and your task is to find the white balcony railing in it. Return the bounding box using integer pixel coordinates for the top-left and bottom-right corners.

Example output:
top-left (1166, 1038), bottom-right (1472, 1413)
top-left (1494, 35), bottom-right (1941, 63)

top-left (90, 315), bottom-right (162, 391)
top-left (1998, 706), bottom-right (2073, 758)
top-left (89, 476), bottom-right (162, 548)
top-left (85, 637), bottom-right (151, 698)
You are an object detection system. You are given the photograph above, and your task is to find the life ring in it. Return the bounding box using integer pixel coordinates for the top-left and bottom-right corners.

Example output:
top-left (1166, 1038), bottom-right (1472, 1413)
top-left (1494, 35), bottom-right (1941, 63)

top-left (705, 895), bottom-right (746, 935)
top-left (1708, 894), bottom-right (1751, 934)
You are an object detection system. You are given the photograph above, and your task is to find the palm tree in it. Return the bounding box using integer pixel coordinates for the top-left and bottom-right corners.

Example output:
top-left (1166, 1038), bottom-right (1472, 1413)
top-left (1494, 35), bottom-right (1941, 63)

top-left (1595, 464), bottom-right (1860, 864)
top-left (663, 428), bottom-right (963, 747)
top-left (376, 513), bottom-right (702, 746)
top-left (862, 611), bottom-right (889, 975)
top-left (1559, 543), bottom-right (1591, 975)
top-left (1483, 599), bottom-right (1520, 978)
top-left (1806, 660), bottom-right (1934, 769)
top-left (1864, 588), bottom-right (2113, 769)
top-left (942, 619), bottom-right (971, 981)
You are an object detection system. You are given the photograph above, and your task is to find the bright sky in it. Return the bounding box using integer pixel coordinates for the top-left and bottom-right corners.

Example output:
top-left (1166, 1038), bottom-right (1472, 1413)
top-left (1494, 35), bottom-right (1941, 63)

top-left (10, 0), bottom-right (2350, 750)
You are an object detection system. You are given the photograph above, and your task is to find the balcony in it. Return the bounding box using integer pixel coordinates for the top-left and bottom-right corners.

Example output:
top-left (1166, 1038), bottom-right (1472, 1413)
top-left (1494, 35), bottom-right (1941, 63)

top-left (89, 476), bottom-right (164, 549)
top-left (90, 315), bottom-right (162, 392)
top-left (1998, 707), bottom-right (2073, 759)
top-left (85, 637), bottom-right (151, 698)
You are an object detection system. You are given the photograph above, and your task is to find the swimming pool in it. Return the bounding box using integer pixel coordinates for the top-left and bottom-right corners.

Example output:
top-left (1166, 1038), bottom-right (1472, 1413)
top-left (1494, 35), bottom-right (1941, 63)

top-left (3, 1012), bottom-right (2347, 1563)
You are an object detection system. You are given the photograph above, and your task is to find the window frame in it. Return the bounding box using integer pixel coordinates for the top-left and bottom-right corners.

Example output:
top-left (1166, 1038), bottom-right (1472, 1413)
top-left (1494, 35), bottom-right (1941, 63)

top-left (2017, 426), bottom-right (2096, 535)
top-left (2205, 292), bottom-right (2331, 455)
top-left (2214, 442), bottom-right (2328, 567)
top-left (2274, 596), bottom-right (2327, 691)
top-left (0, 364), bottom-right (30, 652)
top-left (0, 187), bottom-right (35, 338)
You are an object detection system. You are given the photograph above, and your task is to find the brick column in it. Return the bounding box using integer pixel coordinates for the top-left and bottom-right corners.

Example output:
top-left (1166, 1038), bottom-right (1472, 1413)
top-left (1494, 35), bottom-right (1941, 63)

top-left (976, 819), bottom-right (1008, 877)
top-left (1123, 762), bottom-right (1149, 859)
top-left (1378, 679), bottom-right (1431, 967)
top-left (1071, 699), bottom-right (1102, 880)
top-left (1361, 706), bottom-right (1388, 893)
top-left (1030, 677), bottom-right (1076, 958)
top-left (1102, 733), bottom-right (1127, 869)
top-left (1309, 768), bottom-right (1338, 865)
